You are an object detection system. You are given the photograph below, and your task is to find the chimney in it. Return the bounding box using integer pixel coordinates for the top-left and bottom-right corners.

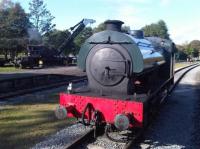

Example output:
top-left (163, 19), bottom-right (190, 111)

top-left (104, 20), bottom-right (124, 32)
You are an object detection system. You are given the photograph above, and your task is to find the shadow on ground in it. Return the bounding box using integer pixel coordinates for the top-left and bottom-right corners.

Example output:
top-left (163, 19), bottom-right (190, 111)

top-left (135, 83), bottom-right (200, 149)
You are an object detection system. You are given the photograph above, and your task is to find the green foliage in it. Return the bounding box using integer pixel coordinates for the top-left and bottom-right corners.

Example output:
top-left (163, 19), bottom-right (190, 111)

top-left (0, 1), bottom-right (30, 38)
top-left (43, 29), bottom-right (70, 50)
top-left (74, 27), bottom-right (93, 48)
top-left (185, 46), bottom-right (193, 56)
top-left (122, 25), bottom-right (130, 33)
top-left (142, 20), bottom-right (170, 39)
top-left (0, 1), bottom-right (30, 59)
top-left (42, 29), bottom-right (78, 55)
top-left (176, 40), bottom-right (200, 60)
top-left (72, 27), bottom-right (93, 55)
top-left (42, 27), bottom-right (93, 56)
top-left (190, 40), bottom-right (200, 49)
top-left (0, 0), bottom-right (13, 10)
top-left (175, 50), bottom-right (187, 60)
top-left (93, 22), bottom-right (105, 33)
top-left (29, 0), bottom-right (55, 35)
top-left (192, 48), bottom-right (199, 58)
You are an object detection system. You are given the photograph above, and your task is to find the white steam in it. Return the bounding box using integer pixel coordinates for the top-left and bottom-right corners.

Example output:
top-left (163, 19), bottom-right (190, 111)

top-left (27, 28), bottom-right (42, 42)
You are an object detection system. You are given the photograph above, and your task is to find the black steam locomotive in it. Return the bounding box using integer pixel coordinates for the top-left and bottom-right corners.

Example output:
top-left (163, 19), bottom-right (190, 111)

top-left (76, 20), bottom-right (174, 97)
top-left (56, 20), bottom-right (175, 138)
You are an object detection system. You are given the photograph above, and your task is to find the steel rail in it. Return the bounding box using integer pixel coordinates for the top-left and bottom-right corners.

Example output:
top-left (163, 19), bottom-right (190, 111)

top-left (64, 128), bottom-right (95, 149)
top-left (170, 64), bottom-right (200, 92)
top-left (0, 75), bottom-right (86, 100)
top-left (174, 63), bottom-right (198, 73)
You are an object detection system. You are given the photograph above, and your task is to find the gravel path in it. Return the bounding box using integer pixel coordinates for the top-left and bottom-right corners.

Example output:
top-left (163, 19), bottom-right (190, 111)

top-left (138, 66), bottom-right (200, 149)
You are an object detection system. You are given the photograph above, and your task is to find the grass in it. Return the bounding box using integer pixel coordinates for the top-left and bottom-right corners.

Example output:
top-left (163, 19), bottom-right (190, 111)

top-left (175, 62), bottom-right (196, 69)
top-left (0, 94), bottom-right (75, 149)
top-left (0, 66), bottom-right (21, 73)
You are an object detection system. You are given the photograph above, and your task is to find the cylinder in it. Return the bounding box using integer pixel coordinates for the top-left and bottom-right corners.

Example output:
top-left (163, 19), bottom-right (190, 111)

top-left (104, 20), bottom-right (124, 32)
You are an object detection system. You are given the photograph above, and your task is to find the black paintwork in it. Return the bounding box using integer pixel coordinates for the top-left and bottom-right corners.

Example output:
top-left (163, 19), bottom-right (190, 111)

top-left (82, 20), bottom-right (175, 96)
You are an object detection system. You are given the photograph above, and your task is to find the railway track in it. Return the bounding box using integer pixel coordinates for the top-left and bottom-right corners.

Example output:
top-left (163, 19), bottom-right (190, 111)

top-left (0, 74), bottom-right (86, 100)
top-left (124, 63), bottom-right (200, 149)
top-left (61, 63), bottom-right (200, 149)
top-left (64, 128), bottom-right (95, 149)
top-left (0, 63), bottom-right (196, 101)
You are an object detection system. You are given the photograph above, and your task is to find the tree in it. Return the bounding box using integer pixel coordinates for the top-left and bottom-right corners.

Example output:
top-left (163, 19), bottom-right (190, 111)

top-left (175, 45), bottom-right (188, 60)
top-left (74, 27), bottom-right (93, 48)
top-left (122, 25), bottom-right (130, 33)
top-left (142, 20), bottom-right (170, 39)
top-left (175, 51), bottom-right (188, 60)
top-left (29, 0), bottom-right (55, 35)
top-left (189, 40), bottom-right (200, 53)
top-left (185, 46), bottom-right (193, 57)
top-left (157, 20), bottom-right (169, 39)
top-left (0, 1), bottom-right (30, 59)
top-left (93, 22), bottom-right (105, 33)
top-left (192, 48), bottom-right (199, 58)
top-left (43, 29), bottom-right (78, 55)
top-left (43, 29), bottom-right (70, 50)
top-left (0, 0), bottom-right (13, 10)
top-left (189, 40), bottom-right (200, 58)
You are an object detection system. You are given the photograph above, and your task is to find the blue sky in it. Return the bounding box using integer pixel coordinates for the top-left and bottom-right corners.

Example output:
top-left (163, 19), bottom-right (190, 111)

top-left (8, 0), bottom-right (200, 44)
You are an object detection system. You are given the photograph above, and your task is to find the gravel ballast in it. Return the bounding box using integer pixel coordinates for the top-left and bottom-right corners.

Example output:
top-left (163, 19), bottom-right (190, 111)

top-left (140, 66), bottom-right (200, 149)
top-left (86, 135), bottom-right (125, 149)
top-left (31, 123), bottom-right (91, 149)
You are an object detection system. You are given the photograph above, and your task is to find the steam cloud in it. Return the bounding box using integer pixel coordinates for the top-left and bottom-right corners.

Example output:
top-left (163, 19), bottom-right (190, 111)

top-left (27, 28), bottom-right (42, 42)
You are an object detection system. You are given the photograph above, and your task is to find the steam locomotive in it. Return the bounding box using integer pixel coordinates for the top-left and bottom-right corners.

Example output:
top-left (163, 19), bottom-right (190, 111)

top-left (56, 20), bottom-right (175, 134)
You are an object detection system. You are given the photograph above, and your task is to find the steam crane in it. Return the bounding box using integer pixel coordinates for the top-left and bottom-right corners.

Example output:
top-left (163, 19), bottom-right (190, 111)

top-left (15, 19), bottom-right (95, 68)
top-left (58, 19), bottom-right (96, 55)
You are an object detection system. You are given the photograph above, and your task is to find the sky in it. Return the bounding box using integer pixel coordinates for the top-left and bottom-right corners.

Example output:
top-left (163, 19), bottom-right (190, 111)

top-left (6, 0), bottom-right (200, 44)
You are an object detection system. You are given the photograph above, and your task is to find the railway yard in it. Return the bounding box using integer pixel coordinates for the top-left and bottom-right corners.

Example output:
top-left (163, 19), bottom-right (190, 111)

top-left (0, 20), bottom-right (199, 149)
top-left (1, 0), bottom-right (200, 149)
top-left (0, 63), bottom-right (199, 149)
